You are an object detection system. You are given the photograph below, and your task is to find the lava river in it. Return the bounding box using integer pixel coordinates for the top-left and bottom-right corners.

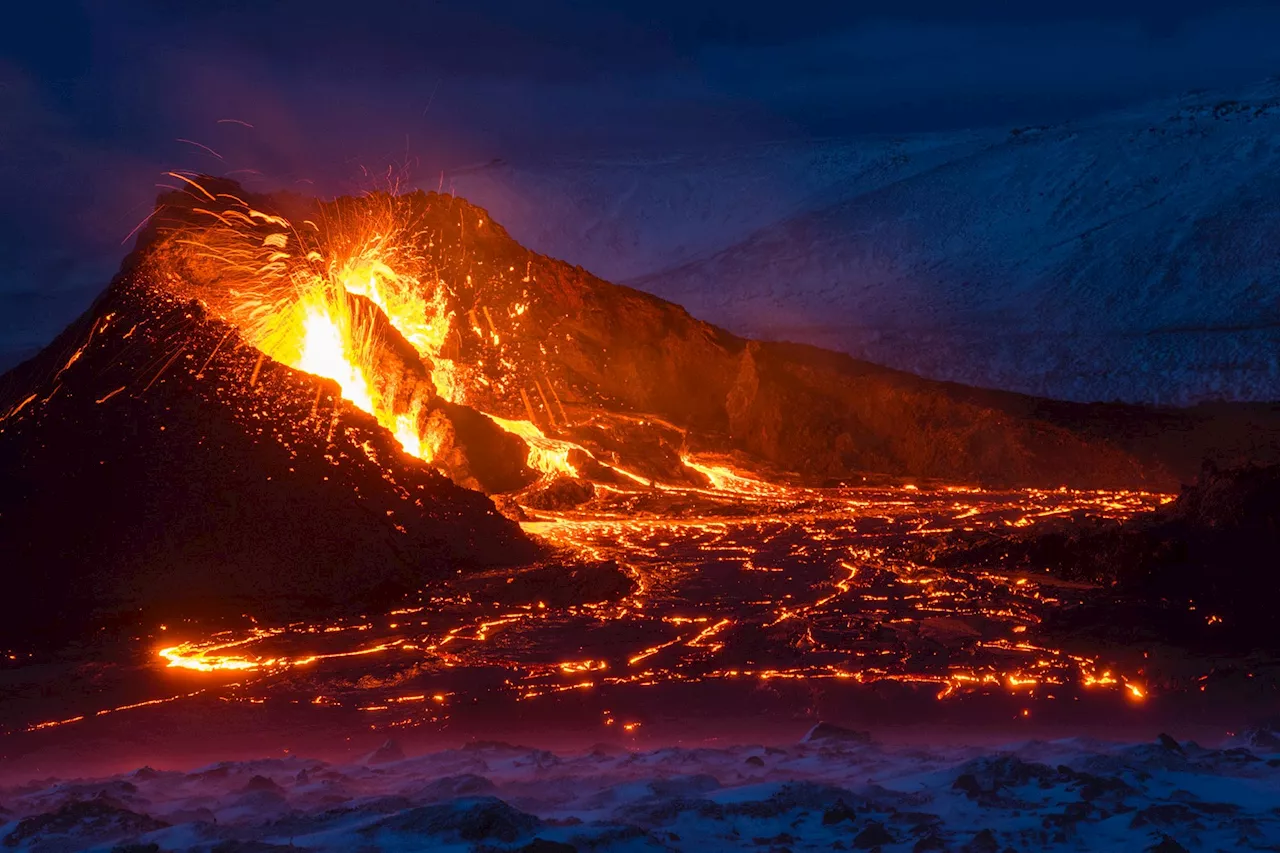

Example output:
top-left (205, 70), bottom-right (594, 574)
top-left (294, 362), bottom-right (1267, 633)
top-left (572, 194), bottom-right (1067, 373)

top-left (12, 478), bottom-right (1257, 769)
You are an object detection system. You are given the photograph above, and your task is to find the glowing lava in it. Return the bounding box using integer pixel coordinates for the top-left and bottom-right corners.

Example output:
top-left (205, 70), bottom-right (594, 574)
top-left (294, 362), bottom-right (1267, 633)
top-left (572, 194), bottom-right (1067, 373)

top-left (297, 300), bottom-right (375, 414)
top-left (484, 413), bottom-right (581, 478)
top-left (164, 182), bottom-right (465, 465)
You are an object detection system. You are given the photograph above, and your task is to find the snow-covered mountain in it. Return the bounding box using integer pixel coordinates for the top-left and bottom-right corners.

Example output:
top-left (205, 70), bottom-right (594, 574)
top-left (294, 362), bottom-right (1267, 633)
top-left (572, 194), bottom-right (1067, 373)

top-left (445, 79), bottom-right (1280, 405)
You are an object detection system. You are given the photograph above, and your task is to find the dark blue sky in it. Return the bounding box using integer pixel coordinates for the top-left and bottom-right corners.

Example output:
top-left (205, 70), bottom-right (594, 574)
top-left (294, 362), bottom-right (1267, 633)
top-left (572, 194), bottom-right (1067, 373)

top-left (4, 0), bottom-right (1280, 364)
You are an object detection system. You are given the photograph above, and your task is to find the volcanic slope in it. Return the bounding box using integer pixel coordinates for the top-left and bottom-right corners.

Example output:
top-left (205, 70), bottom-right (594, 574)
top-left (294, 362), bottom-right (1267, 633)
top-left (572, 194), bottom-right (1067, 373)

top-left (133, 179), bottom-right (1278, 491)
top-left (0, 262), bottom-right (537, 647)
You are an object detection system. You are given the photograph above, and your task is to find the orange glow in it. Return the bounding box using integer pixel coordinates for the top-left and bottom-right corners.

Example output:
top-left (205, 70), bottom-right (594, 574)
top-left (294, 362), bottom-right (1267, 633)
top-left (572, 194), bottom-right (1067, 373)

top-left (159, 626), bottom-right (399, 673)
top-left (166, 186), bottom-right (465, 465)
top-left (680, 455), bottom-right (787, 497)
top-left (296, 299), bottom-right (375, 413)
top-left (485, 414), bottom-right (582, 478)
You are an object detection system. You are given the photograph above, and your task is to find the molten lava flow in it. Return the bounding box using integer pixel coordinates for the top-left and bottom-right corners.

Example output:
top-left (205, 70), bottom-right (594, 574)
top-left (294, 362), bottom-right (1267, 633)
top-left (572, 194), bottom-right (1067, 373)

top-left (681, 455), bottom-right (789, 498)
top-left (339, 260), bottom-right (461, 404)
top-left (485, 413), bottom-right (582, 478)
top-left (296, 300), bottom-right (375, 413)
top-left (165, 184), bottom-right (466, 464)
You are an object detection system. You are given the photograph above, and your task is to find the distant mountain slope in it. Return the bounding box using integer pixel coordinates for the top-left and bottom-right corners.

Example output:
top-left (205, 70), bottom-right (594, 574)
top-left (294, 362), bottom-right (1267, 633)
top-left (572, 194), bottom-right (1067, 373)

top-left (448, 80), bottom-right (1280, 405)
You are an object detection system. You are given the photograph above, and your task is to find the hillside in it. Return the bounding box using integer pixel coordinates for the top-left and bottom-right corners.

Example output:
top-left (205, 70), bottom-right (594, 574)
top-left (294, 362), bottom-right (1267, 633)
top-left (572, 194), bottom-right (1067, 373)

top-left (447, 79), bottom-right (1280, 405)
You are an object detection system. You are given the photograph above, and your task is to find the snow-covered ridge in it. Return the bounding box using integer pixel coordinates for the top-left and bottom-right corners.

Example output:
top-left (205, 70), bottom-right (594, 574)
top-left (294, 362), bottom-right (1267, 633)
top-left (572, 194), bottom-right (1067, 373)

top-left (446, 80), bottom-right (1280, 404)
top-left (3, 729), bottom-right (1278, 851)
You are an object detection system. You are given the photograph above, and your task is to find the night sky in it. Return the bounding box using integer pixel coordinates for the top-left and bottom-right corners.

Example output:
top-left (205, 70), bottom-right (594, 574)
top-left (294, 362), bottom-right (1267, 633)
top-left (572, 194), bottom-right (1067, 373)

top-left (4, 0), bottom-right (1280, 367)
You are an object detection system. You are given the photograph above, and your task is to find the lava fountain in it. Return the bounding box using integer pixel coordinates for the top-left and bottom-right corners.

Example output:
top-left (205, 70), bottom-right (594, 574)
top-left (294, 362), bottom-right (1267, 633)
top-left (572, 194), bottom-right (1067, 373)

top-left (158, 176), bottom-right (468, 465)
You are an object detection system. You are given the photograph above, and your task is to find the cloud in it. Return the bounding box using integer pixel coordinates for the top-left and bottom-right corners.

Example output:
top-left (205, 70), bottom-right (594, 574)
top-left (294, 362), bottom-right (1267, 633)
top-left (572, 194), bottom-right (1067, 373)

top-left (696, 8), bottom-right (1280, 131)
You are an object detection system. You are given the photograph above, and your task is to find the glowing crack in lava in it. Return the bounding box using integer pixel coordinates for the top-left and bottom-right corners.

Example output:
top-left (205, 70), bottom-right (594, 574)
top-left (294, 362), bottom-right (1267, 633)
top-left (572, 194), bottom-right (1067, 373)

top-left (484, 413), bottom-right (580, 478)
top-left (87, 485), bottom-right (1186, 746)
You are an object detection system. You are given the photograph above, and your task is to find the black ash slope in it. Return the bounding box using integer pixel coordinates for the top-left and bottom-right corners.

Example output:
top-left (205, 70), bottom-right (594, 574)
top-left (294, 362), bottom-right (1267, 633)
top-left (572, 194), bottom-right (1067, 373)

top-left (0, 269), bottom-right (537, 647)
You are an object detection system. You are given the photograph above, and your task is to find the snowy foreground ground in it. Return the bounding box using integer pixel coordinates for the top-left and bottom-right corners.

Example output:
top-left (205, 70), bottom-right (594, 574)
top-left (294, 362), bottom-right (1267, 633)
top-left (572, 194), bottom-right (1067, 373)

top-left (3, 726), bottom-right (1278, 852)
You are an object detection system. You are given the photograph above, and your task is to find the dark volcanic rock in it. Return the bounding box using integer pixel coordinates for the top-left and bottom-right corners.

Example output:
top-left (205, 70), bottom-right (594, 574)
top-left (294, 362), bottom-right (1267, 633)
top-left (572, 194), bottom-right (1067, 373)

top-left (853, 821), bottom-right (896, 848)
top-left (365, 739), bottom-right (406, 765)
top-left (518, 841), bottom-right (577, 853)
top-left (908, 463), bottom-right (1280, 650)
top-left (449, 560), bottom-right (635, 608)
top-left (414, 774), bottom-right (496, 801)
top-left (803, 722), bottom-right (873, 746)
top-left (0, 275), bottom-right (538, 646)
top-left (961, 828), bottom-right (1001, 852)
top-left (8, 178), bottom-right (1280, 644)
top-left (521, 475), bottom-right (595, 510)
top-left (3, 799), bottom-right (168, 849)
top-left (368, 796), bottom-right (542, 843)
top-left (121, 180), bottom-right (1280, 492)
top-left (951, 756), bottom-right (1057, 797)
top-left (821, 799), bottom-right (858, 825)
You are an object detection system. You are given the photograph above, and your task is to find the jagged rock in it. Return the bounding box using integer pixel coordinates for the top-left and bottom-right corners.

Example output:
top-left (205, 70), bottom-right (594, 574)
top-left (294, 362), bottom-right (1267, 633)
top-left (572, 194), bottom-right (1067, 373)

top-left (518, 841), bottom-right (577, 853)
top-left (908, 463), bottom-right (1280, 651)
top-left (9, 176), bottom-right (1280, 648)
top-left (414, 774), bottom-right (496, 801)
top-left (647, 775), bottom-right (721, 798)
top-left (950, 756), bottom-right (1056, 798)
top-left (822, 799), bottom-right (858, 825)
top-left (912, 834), bottom-right (949, 852)
top-left (1237, 726), bottom-right (1280, 752)
top-left (802, 723), bottom-right (872, 746)
top-left (1129, 804), bottom-right (1205, 829)
top-left (961, 828), bottom-right (1000, 852)
top-left (0, 280), bottom-right (537, 645)
top-left (80, 179), bottom-right (1280, 494)
top-left (852, 821), bottom-right (895, 848)
top-left (520, 475), bottom-right (595, 510)
top-left (3, 800), bottom-right (168, 849)
top-left (365, 739), bottom-right (406, 765)
top-left (449, 561), bottom-right (635, 608)
top-left (725, 783), bottom-right (862, 819)
top-left (1054, 766), bottom-right (1134, 801)
top-left (242, 775), bottom-right (283, 793)
top-left (366, 796), bottom-right (541, 843)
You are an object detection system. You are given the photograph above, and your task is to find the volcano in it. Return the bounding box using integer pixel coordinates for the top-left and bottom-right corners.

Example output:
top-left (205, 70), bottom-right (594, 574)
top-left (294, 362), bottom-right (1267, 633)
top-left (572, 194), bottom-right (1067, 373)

top-left (4, 177), bottom-right (1280, 644)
